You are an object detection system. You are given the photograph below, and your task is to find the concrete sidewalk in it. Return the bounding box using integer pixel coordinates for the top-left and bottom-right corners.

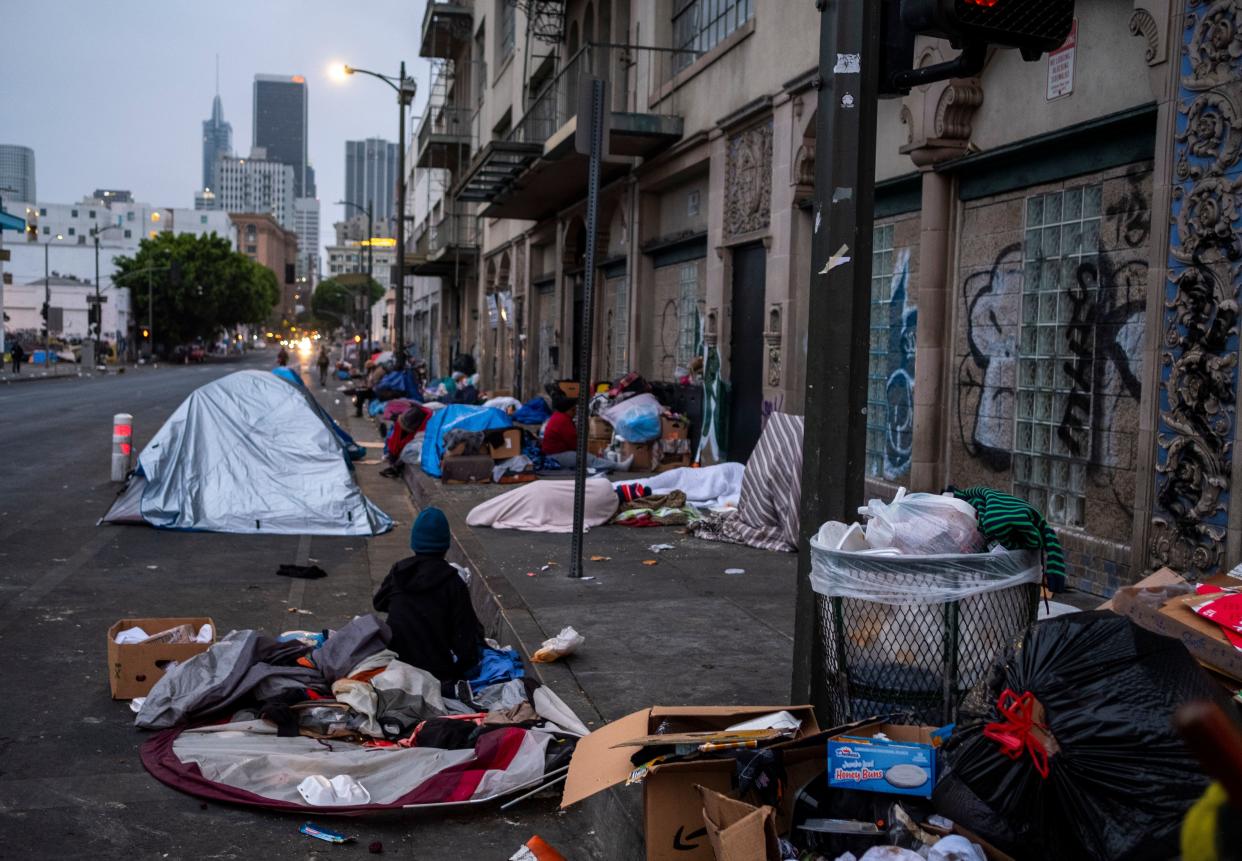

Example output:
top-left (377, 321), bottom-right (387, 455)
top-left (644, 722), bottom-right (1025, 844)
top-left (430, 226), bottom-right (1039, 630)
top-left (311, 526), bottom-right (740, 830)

top-left (342, 408), bottom-right (800, 859)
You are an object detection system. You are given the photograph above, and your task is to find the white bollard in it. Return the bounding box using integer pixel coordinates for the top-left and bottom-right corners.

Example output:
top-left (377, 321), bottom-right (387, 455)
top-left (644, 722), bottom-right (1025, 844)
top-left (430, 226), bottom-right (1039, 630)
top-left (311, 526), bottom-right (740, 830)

top-left (112, 413), bottom-right (133, 481)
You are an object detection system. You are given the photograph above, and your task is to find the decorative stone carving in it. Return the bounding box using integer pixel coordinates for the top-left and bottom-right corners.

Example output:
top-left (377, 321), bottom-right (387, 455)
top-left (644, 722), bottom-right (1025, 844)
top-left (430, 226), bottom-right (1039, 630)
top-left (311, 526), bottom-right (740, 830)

top-left (765, 305), bottom-right (782, 387)
top-left (1129, 8), bottom-right (1162, 65)
top-left (899, 46), bottom-right (983, 167)
top-left (791, 143), bottom-right (815, 190)
top-left (724, 119), bottom-right (773, 239)
top-left (1151, 0), bottom-right (1242, 578)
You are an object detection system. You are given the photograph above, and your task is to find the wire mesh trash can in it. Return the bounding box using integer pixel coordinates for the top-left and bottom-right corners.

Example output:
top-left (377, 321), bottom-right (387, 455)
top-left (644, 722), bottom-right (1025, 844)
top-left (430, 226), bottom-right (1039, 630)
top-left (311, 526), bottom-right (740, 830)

top-left (808, 539), bottom-right (1041, 726)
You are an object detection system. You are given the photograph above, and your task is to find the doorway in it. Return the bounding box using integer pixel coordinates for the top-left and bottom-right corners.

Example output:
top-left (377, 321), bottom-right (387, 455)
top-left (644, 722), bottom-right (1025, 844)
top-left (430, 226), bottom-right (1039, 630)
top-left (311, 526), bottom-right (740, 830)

top-left (728, 242), bottom-right (766, 461)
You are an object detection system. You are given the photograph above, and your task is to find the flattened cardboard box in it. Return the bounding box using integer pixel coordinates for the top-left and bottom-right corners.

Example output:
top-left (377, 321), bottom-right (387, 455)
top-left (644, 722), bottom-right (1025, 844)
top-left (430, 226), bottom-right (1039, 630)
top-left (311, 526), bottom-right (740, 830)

top-left (488, 428), bottom-right (523, 460)
top-left (107, 617), bottom-right (214, 699)
top-left (561, 705), bottom-right (820, 861)
top-left (1111, 567), bottom-right (1242, 682)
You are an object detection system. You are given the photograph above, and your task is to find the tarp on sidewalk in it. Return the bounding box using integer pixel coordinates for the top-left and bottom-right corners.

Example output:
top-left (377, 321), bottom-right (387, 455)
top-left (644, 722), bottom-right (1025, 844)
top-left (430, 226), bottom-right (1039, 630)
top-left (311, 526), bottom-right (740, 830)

top-left (420, 404), bottom-right (513, 478)
top-left (101, 370), bottom-right (392, 535)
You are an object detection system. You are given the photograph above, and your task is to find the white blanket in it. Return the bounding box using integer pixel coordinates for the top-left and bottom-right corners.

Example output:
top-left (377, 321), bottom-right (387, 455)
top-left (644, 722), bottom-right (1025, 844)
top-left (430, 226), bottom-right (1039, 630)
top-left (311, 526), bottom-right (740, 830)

top-left (618, 462), bottom-right (745, 509)
top-left (465, 477), bottom-right (619, 532)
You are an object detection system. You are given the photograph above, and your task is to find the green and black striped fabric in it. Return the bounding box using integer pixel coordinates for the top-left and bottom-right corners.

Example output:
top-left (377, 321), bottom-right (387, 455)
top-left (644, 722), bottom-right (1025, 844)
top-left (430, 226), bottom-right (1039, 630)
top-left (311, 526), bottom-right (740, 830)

top-left (950, 486), bottom-right (1066, 592)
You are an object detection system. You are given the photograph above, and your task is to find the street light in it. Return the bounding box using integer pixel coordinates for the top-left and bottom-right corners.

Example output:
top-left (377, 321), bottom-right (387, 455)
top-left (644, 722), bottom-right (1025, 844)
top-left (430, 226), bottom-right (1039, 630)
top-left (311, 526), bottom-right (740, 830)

top-left (335, 61), bottom-right (416, 365)
top-left (337, 198), bottom-right (373, 355)
top-left (92, 222), bottom-right (124, 362)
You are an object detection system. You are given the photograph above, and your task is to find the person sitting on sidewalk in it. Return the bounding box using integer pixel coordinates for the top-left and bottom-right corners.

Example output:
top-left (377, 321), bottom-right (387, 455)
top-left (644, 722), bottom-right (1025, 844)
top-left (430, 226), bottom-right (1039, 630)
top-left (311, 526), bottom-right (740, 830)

top-left (373, 508), bottom-right (484, 682)
top-left (541, 393), bottom-right (631, 473)
top-left (380, 403), bottom-right (431, 478)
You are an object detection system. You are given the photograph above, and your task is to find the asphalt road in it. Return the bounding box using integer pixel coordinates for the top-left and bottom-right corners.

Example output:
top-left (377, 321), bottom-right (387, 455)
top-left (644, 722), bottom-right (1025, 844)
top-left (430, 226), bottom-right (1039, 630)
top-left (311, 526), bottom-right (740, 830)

top-left (0, 354), bottom-right (577, 859)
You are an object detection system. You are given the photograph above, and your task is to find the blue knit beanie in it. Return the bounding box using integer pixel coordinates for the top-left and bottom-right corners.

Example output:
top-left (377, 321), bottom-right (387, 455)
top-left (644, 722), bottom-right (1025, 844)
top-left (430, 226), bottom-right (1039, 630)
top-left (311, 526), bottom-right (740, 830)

top-left (410, 507), bottom-right (451, 555)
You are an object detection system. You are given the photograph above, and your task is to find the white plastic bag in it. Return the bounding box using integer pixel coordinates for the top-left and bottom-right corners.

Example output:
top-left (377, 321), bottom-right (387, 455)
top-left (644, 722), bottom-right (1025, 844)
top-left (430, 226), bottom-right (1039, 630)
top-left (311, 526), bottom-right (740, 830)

top-left (297, 774), bottom-right (371, 806)
top-left (532, 626), bottom-right (585, 663)
top-left (860, 489), bottom-right (986, 555)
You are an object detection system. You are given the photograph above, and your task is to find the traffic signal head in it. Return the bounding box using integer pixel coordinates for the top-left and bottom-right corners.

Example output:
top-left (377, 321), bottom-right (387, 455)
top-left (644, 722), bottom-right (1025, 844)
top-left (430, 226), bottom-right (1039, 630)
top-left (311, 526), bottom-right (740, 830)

top-left (142, 328), bottom-right (150, 339)
top-left (902, 0), bottom-right (1074, 59)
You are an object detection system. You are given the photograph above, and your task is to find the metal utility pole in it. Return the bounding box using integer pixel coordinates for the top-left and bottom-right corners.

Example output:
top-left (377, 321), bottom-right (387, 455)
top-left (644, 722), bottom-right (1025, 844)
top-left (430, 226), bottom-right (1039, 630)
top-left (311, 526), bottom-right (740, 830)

top-left (44, 241), bottom-right (51, 367)
top-left (342, 62), bottom-right (415, 363)
top-left (791, 0), bottom-right (882, 716)
top-left (569, 77), bottom-right (607, 580)
top-left (395, 59), bottom-right (408, 363)
top-left (338, 199), bottom-right (375, 351)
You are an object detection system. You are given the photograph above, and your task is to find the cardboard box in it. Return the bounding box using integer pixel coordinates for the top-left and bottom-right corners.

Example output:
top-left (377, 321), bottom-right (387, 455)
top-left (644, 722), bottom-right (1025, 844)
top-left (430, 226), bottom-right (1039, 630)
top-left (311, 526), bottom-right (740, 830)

top-left (488, 428), bottom-right (523, 460)
top-left (590, 416), bottom-right (613, 438)
top-left (827, 722), bottom-right (939, 798)
top-left (620, 441), bottom-right (653, 472)
top-left (561, 705), bottom-right (820, 861)
top-left (107, 617), bottom-right (214, 699)
top-left (1110, 568), bottom-right (1242, 682)
top-left (696, 785), bottom-right (781, 861)
top-left (441, 454), bottom-right (494, 484)
top-left (661, 415), bottom-right (689, 440)
top-left (656, 454), bottom-right (692, 473)
top-left (557, 380), bottom-right (581, 399)
top-left (588, 436), bottom-right (611, 457)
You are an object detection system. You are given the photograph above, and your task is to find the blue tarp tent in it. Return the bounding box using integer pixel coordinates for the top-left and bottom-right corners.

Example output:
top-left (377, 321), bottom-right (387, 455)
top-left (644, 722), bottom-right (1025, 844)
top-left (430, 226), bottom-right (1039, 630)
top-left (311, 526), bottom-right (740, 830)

top-left (420, 405), bottom-right (513, 478)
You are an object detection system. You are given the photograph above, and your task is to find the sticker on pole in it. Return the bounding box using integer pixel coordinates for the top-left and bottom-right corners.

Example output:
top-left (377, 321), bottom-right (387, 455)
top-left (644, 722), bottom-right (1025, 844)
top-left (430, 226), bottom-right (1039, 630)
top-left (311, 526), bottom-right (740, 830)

top-left (1046, 19), bottom-right (1077, 101)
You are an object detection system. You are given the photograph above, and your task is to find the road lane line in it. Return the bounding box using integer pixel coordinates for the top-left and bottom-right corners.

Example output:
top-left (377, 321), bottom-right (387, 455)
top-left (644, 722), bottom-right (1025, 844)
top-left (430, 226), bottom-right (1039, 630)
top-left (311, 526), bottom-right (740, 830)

top-left (286, 533), bottom-right (311, 608)
top-left (0, 529), bottom-right (114, 634)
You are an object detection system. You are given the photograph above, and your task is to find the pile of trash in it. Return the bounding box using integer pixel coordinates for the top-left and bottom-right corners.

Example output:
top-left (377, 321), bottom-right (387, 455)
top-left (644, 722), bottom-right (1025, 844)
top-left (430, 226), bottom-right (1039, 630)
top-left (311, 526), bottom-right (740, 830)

top-left (560, 610), bottom-right (1235, 860)
top-left (129, 614), bottom-right (587, 812)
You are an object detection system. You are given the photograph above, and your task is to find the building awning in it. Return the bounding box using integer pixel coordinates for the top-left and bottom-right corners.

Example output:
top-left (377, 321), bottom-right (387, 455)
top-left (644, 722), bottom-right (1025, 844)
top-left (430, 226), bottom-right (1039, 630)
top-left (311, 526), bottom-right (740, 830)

top-left (0, 209), bottom-right (27, 232)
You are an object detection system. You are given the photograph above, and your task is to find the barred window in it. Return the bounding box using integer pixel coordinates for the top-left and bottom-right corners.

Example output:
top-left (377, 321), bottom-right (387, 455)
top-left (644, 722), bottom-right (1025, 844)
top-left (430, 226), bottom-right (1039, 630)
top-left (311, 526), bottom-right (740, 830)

top-left (1013, 184), bottom-right (1104, 527)
top-left (672, 0), bottom-right (752, 72)
top-left (613, 276), bottom-right (629, 376)
top-left (676, 263), bottom-right (699, 366)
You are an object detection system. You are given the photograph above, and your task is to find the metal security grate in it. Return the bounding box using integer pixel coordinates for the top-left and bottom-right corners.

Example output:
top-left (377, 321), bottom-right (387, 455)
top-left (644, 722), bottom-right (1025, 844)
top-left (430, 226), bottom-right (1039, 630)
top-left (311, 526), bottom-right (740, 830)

top-left (816, 583), bottom-right (1038, 726)
top-left (954, 0), bottom-right (1074, 44)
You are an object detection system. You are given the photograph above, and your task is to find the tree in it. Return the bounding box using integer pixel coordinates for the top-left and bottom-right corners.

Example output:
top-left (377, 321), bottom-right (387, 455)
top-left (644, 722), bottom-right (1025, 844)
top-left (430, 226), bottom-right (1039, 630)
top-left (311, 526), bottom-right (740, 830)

top-left (113, 232), bottom-right (280, 347)
top-left (312, 276), bottom-right (383, 332)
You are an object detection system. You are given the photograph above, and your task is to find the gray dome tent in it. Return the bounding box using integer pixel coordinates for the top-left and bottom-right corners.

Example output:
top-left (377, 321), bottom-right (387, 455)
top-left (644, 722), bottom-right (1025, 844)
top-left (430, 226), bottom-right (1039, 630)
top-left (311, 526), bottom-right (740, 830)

top-left (103, 370), bottom-right (392, 536)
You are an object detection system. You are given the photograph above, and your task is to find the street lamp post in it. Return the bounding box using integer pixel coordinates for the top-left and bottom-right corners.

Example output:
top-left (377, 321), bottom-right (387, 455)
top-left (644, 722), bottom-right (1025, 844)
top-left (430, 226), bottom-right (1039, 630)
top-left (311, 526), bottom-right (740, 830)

top-left (339, 61), bottom-right (416, 365)
top-left (92, 223), bottom-right (123, 363)
top-left (337, 198), bottom-right (374, 354)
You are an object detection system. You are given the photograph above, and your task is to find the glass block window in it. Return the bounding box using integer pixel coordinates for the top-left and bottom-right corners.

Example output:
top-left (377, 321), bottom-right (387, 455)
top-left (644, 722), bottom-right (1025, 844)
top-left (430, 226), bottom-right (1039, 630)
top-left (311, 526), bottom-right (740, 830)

top-left (1013, 184), bottom-right (1103, 527)
top-left (867, 224), bottom-right (895, 479)
top-left (613, 276), bottom-right (629, 375)
top-left (676, 263), bottom-right (699, 366)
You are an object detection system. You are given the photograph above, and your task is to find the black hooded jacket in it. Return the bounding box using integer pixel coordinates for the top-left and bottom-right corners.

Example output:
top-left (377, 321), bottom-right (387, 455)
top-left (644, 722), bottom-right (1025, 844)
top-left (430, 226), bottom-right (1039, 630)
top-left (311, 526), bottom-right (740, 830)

top-left (373, 555), bottom-right (484, 682)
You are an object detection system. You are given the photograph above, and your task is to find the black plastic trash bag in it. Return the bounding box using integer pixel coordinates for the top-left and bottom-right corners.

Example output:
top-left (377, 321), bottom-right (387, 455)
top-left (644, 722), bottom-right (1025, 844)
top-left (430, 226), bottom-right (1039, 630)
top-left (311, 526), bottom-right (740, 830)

top-left (933, 610), bottom-right (1223, 861)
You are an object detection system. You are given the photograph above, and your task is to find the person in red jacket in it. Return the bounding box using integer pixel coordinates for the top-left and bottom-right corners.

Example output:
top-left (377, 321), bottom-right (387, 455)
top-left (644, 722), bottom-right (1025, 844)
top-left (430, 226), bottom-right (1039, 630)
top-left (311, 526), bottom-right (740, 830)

top-left (380, 404), bottom-right (430, 478)
top-left (541, 394), bottom-right (632, 472)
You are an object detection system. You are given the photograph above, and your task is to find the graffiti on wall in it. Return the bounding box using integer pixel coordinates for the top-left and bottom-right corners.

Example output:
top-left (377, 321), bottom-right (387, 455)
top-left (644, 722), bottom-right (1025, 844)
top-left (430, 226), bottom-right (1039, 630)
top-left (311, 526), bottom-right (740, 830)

top-left (958, 244), bottom-right (1023, 472)
top-left (882, 250), bottom-right (917, 480)
top-left (957, 190), bottom-right (1148, 512)
top-left (1150, 0), bottom-right (1242, 577)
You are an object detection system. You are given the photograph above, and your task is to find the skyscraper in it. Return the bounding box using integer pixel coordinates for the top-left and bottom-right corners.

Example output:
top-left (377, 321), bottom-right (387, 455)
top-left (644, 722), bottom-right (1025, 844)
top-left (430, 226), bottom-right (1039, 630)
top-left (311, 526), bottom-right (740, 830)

top-left (0, 144), bottom-right (36, 202)
top-left (344, 138), bottom-right (398, 235)
top-left (201, 95), bottom-right (232, 191)
top-left (253, 74), bottom-right (312, 197)
top-left (213, 150), bottom-right (296, 229)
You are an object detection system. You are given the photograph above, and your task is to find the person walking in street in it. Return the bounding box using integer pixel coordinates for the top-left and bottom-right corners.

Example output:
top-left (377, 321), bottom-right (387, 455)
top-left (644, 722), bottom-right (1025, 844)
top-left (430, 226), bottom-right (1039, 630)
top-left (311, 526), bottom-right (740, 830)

top-left (9, 342), bottom-right (24, 374)
top-left (373, 508), bottom-right (484, 682)
top-left (317, 344), bottom-right (330, 388)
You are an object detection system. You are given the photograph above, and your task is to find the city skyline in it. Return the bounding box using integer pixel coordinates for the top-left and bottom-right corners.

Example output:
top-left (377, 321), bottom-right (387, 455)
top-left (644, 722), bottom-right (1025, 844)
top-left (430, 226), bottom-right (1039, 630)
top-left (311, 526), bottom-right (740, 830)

top-left (0, 0), bottom-right (429, 265)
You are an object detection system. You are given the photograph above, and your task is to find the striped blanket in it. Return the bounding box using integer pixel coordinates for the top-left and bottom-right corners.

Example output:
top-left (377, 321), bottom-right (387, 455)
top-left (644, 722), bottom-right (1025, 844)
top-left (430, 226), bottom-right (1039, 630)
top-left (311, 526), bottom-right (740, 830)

top-left (691, 412), bottom-right (805, 552)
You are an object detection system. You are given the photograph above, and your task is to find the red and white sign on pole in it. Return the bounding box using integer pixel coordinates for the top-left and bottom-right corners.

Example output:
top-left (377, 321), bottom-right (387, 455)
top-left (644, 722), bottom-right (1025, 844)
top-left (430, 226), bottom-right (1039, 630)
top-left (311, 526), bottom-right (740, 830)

top-left (1046, 18), bottom-right (1077, 100)
top-left (112, 413), bottom-right (133, 481)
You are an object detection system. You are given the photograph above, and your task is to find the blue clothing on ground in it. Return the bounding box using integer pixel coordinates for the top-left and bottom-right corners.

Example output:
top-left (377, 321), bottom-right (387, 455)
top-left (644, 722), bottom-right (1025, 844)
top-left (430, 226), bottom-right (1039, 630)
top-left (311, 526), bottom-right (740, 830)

top-left (514, 396), bottom-right (552, 425)
top-left (467, 646), bottom-right (525, 692)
